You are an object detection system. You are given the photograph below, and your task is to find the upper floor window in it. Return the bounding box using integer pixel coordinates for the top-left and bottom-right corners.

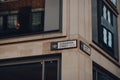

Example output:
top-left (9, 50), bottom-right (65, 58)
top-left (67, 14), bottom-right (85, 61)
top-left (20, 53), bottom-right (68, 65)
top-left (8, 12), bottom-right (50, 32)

top-left (110, 0), bottom-right (117, 6)
top-left (103, 5), bottom-right (113, 25)
top-left (0, 0), bottom-right (62, 38)
top-left (31, 11), bottom-right (44, 32)
top-left (92, 0), bottom-right (118, 60)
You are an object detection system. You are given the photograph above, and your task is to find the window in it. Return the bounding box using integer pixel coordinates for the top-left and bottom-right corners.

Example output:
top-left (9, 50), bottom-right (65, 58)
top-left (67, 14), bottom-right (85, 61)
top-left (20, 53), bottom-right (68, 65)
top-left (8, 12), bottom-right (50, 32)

top-left (92, 0), bottom-right (118, 60)
top-left (0, 54), bottom-right (61, 80)
top-left (102, 27), bottom-right (113, 48)
top-left (8, 14), bottom-right (17, 29)
top-left (32, 11), bottom-right (44, 32)
top-left (110, 0), bottom-right (117, 6)
top-left (0, 0), bottom-right (62, 38)
top-left (101, 3), bottom-right (116, 52)
top-left (93, 62), bottom-right (119, 80)
top-left (44, 60), bottom-right (58, 80)
top-left (0, 60), bottom-right (59, 80)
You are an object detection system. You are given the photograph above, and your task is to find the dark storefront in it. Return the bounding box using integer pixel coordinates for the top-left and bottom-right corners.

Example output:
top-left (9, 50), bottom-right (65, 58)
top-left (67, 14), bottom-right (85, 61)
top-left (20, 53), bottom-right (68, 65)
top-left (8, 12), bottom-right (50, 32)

top-left (0, 54), bottom-right (61, 80)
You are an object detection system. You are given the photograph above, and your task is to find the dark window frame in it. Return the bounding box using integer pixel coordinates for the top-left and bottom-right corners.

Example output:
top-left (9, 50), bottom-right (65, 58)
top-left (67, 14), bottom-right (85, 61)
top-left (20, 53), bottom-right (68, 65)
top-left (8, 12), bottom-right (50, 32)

top-left (92, 0), bottom-right (119, 60)
top-left (0, 54), bottom-right (61, 80)
top-left (0, 0), bottom-right (62, 39)
top-left (93, 62), bottom-right (120, 80)
top-left (109, 0), bottom-right (117, 7)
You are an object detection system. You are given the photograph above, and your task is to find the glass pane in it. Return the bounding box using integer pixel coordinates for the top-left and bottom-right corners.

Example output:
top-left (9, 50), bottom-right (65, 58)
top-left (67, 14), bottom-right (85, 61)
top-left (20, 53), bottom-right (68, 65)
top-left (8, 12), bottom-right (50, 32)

top-left (108, 32), bottom-right (113, 48)
top-left (0, 16), bottom-right (3, 30)
top-left (45, 60), bottom-right (58, 80)
top-left (93, 69), bottom-right (96, 80)
top-left (44, 0), bottom-right (60, 31)
top-left (103, 28), bottom-right (107, 44)
top-left (98, 73), bottom-right (110, 80)
top-left (0, 63), bottom-right (42, 80)
top-left (32, 12), bottom-right (41, 26)
top-left (0, 0), bottom-right (45, 38)
top-left (103, 6), bottom-right (107, 20)
top-left (8, 15), bottom-right (17, 29)
top-left (110, 0), bottom-right (116, 5)
top-left (107, 10), bottom-right (111, 24)
top-left (32, 12), bottom-right (43, 31)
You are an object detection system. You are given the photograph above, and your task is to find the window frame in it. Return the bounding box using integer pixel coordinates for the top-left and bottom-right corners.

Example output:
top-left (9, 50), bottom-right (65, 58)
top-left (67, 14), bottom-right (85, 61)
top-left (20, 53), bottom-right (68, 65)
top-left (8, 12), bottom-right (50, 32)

top-left (7, 14), bottom-right (18, 29)
top-left (93, 62), bottom-right (120, 80)
top-left (110, 0), bottom-right (117, 7)
top-left (0, 0), bottom-right (62, 39)
top-left (0, 54), bottom-right (61, 80)
top-left (92, 0), bottom-right (119, 60)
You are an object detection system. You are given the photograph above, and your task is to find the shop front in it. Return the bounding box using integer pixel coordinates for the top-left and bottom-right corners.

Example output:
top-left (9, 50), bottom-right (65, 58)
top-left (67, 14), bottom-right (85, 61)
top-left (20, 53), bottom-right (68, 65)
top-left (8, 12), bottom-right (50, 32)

top-left (0, 54), bottom-right (61, 80)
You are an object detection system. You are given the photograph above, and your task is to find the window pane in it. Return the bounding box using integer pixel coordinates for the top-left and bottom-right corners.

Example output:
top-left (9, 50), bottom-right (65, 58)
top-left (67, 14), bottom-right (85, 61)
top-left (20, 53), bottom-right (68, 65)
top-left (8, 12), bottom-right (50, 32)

top-left (44, 0), bottom-right (60, 31)
top-left (44, 60), bottom-right (58, 80)
top-left (32, 12), bottom-right (43, 31)
top-left (0, 63), bottom-right (42, 80)
top-left (98, 73), bottom-right (109, 80)
top-left (8, 15), bottom-right (17, 29)
top-left (110, 0), bottom-right (116, 5)
top-left (93, 69), bottom-right (96, 80)
top-left (32, 12), bottom-right (41, 26)
top-left (0, 16), bottom-right (3, 30)
top-left (108, 32), bottom-right (113, 48)
top-left (0, 0), bottom-right (62, 38)
top-left (107, 10), bottom-right (111, 24)
top-left (103, 6), bottom-right (107, 20)
top-left (103, 28), bottom-right (107, 44)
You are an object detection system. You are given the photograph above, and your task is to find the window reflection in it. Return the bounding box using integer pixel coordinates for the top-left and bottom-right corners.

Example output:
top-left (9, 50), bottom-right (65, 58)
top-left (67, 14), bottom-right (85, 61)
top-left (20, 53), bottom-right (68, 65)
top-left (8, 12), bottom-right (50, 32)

top-left (107, 11), bottom-right (111, 24)
top-left (8, 15), bottom-right (17, 29)
top-left (102, 5), bottom-right (113, 25)
top-left (102, 27), bottom-right (113, 48)
top-left (110, 0), bottom-right (116, 5)
top-left (103, 6), bottom-right (107, 20)
top-left (32, 12), bottom-right (43, 32)
top-left (103, 28), bottom-right (107, 45)
top-left (108, 32), bottom-right (112, 48)
top-left (98, 73), bottom-right (110, 80)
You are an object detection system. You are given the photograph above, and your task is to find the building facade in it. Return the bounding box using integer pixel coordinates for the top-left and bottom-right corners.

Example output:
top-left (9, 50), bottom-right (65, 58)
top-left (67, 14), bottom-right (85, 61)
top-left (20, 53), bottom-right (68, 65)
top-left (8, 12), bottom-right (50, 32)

top-left (0, 0), bottom-right (120, 80)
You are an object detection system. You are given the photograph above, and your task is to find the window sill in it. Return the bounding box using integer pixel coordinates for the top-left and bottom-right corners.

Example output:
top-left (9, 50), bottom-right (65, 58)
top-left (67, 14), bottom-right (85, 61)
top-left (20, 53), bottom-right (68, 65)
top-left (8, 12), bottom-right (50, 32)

top-left (89, 43), bottom-right (120, 67)
top-left (0, 31), bottom-right (67, 45)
